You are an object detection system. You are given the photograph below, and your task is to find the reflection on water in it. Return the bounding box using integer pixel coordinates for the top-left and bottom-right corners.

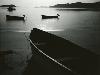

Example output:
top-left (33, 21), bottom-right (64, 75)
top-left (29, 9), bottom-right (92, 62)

top-left (38, 18), bottom-right (62, 31)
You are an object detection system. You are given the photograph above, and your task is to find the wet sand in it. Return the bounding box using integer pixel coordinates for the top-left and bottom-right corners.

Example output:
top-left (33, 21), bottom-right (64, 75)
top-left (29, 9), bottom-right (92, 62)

top-left (0, 32), bottom-right (31, 75)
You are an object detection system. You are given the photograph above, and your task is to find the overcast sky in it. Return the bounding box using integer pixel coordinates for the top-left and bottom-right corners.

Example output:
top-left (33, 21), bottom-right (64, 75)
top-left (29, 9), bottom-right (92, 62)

top-left (0, 0), bottom-right (100, 7)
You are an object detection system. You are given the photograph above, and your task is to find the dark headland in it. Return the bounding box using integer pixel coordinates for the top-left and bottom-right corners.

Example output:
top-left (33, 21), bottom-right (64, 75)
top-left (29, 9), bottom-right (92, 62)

top-left (50, 1), bottom-right (100, 9)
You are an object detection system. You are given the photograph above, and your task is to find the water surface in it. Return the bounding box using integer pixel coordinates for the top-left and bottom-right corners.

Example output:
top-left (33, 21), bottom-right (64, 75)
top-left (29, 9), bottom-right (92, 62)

top-left (0, 7), bottom-right (100, 75)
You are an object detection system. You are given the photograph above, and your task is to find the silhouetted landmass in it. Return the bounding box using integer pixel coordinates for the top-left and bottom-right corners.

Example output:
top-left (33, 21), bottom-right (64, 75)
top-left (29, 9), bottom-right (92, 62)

top-left (0, 4), bottom-right (16, 7)
top-left (50, 2), bottom-right (100, 8)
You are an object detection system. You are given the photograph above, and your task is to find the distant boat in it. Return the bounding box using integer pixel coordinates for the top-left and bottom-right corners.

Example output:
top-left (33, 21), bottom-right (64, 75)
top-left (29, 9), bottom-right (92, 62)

top-left (7, 7), bottom-right (16, 11)
top-left (41, 14), bottom-right (60, 19)
top-left (0, 4), bottom-right (16, 7)
top-left (6, 15), bottom-right (25, 21)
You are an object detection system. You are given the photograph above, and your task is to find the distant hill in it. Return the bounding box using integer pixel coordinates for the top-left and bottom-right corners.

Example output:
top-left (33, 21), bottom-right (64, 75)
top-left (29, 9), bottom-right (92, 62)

top-left (50, 2), bottom-right (100, 8)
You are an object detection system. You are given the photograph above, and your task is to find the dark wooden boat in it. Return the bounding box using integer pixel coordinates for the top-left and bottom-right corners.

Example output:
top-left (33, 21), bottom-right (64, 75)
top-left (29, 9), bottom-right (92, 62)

top-left (6, 15), bottom-right (25, 20)
top-left (41, 14), bottom-right (60, 19)
top-left (27, 28), bottom-right (99, 75)
top-left (7, 7), bottom-right (16, 11)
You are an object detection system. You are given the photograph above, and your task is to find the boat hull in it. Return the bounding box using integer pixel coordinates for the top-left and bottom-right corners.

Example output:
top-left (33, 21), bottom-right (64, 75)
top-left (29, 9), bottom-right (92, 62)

top-left (41, 15), bottom-right (59, 19)
top-left (6, 15), bottom-right (24, 20)
top-left (28, 28), bottom-right (99, 75)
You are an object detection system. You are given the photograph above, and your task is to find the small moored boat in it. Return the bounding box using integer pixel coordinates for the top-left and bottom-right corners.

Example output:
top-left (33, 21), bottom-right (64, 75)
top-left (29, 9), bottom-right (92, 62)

top-left (7, 6), bottom-right (16, 11)
top-left (6, 15), bottom-right (25, 20)
top-left (41, 14), bottom-right (60, 19)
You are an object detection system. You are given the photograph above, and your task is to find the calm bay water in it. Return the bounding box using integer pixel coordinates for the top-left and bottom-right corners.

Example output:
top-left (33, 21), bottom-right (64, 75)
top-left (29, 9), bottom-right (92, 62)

top-left (0, 7), bottom-right (100, 75)
top-left (0, 7), bottom-right (100, 53)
